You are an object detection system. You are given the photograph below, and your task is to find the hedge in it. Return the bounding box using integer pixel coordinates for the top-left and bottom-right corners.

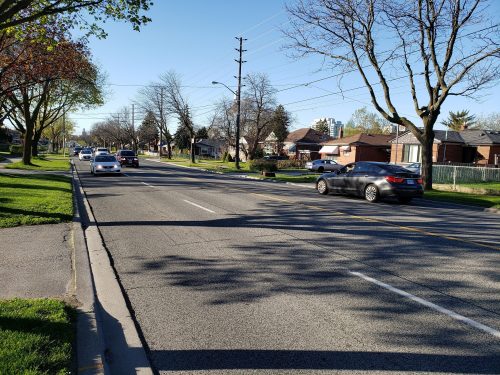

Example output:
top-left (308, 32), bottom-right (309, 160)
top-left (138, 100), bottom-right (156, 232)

top-left (249, 159), bottom-right (278, 172)
top-left (277, 159), bottom-right (307, 169)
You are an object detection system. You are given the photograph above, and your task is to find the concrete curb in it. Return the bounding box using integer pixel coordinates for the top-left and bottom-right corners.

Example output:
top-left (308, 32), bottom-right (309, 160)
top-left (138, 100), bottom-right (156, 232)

top-left (72, 162), bottom-right (154, 374)
top-left (72, 165), bottom-right (108, 375)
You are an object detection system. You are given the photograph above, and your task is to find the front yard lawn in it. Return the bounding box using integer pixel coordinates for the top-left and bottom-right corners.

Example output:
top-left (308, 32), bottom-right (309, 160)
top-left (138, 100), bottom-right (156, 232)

top-left (6, 156), bottom-right (70, 171)
top-left (0, 174), bottom-right (73, 228)
top-left (160, 157), bottom-right (250, 173)
top-left (457, 182), bottom-right (500, 192)
top-left (0, 298), bottom-right (75, 375)
top-left (424, 190), bottom-right (500, 209)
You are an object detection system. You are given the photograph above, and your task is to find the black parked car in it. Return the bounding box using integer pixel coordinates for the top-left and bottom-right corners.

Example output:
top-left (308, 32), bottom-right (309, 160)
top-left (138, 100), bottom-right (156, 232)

top-left (115, 149), bottom-right (139, 167)
top-left (316, 161), bottom-right (423, 203)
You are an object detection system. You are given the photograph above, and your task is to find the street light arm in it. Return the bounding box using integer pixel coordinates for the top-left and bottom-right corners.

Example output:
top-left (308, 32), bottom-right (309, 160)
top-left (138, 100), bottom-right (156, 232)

top-left (211, 81), bottom-right (236, 96)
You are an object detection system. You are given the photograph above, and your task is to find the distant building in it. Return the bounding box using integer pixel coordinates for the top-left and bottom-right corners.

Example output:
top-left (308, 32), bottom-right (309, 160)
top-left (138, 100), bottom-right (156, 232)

top-left (310, 117), bottom-right (344, 139)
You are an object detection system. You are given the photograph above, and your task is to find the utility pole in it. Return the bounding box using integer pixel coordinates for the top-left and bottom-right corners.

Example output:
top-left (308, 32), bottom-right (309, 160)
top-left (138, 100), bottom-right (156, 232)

top-left (159, 86), bottom-right (164, 159)
top-left (234, 36), bottom-right (246, 169)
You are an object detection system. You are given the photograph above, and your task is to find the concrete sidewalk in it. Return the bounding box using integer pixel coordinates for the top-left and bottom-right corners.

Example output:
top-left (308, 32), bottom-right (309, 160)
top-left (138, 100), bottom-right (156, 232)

top-left (0, 223), bottom-right (73, 299)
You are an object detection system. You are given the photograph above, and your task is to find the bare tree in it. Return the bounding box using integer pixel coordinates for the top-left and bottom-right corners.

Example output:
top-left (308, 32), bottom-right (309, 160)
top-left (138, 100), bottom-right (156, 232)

top-left (209, 98), bottom-right (237, 153)
top-left (241, 73), bottom-right (277, 160)
top-left (138, 84), bottom-right (172, 158)
top-left (160, 71), bottom-right (196, 163)
top-left (286, 0), bottom-right (500, 189)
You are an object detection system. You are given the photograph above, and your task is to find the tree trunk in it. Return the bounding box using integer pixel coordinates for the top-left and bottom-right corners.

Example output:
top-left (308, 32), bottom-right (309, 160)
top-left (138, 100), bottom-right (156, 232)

top-left (22, 124), bottom-right (34, 165)
top-left (421, 133), bottom-right (434, 191)
top-left (166, 141), bottom-right (172, 159)
top-left (32, 131), bottom-right (41, 157)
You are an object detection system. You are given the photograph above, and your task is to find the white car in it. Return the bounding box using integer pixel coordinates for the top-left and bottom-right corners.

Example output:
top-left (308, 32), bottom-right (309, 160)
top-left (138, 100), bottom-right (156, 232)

top-left (79, 149), bottom-right (92, 161)
top-left (90, 155), bottom-right (121, 175)
top-left (305, 159), bottom-right (343, 173)
top-left (94, 147), bottom-right (110, 157)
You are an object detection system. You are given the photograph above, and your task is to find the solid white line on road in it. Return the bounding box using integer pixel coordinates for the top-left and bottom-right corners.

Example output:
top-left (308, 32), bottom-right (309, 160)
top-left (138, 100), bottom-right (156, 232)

top-left (183, 199), bottom-right (216, 214)
top-left (142, 182), bottom-right (154, 187)
top-left (349, 271), bottom-right (500, 339)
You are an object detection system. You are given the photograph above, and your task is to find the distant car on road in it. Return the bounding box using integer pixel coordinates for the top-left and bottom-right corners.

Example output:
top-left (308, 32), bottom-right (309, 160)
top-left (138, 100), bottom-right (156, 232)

top-left (403, 162), bottom-right (421, 174)
top-left (94, 147), bottom-right (110, 157)
top-left (116, 149), bottom-right (139, 167)
top-left (90, 155), bottom-right (121, 175)
top-left (73, 146), bottom-right (82, 156)
top-left (306, 159), bottom-right (343, 173)
top-left (316, 161), bottom-right (423, 203)
top-left (79, 149), bottom-right (92, 161)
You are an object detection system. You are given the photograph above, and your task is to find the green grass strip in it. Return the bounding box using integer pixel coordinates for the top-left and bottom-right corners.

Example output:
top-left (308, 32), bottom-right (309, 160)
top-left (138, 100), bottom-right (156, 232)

top-left (0, 298), bottom-right (75, 375)
top-left (0, 174), bottom-right (73, 228)
top-left (6, 156), bottom-right (70, 171)
top-left (424, 190), bottom-right (500, 209)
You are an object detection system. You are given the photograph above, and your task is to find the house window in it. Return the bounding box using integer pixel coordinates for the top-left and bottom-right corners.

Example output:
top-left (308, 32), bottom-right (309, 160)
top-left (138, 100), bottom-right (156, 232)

top-left (403, 144), bottom-right (421, 162)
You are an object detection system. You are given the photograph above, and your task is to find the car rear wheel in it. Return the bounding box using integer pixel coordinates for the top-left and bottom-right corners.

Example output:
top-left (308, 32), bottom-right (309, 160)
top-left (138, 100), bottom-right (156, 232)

top-left (317, 179), bottom-right (329, 195)
top-left (364, 184), bottom-right (379, 202)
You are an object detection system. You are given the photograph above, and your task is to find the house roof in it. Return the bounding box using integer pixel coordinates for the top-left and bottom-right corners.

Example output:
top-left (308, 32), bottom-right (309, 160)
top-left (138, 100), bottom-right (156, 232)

top-left (460, 130), bottom-right (500, 145)
top-left (285, 128), bottom-right (333, 144)
top-left (324, 133), bottom-right (393, 146)
top-left (391, 130), bottom-right (464, 144)
top-left (390, 129), bottom-right (500, 145)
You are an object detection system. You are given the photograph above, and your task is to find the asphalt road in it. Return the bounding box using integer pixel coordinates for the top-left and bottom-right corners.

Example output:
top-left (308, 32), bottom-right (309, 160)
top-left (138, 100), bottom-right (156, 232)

top-left (74, 158), bottom-right (500, 374)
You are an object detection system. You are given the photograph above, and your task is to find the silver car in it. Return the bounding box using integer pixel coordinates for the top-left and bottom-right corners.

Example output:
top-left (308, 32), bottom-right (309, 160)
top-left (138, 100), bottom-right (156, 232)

top-left (90, 155), bottom-right (121, 175)
top-left (306, 159), bottom-right (343, 173)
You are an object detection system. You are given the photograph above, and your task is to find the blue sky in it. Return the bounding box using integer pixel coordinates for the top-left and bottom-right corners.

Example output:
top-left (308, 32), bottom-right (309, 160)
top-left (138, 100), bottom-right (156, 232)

top-left (70, 0), bottom-right (500, 135)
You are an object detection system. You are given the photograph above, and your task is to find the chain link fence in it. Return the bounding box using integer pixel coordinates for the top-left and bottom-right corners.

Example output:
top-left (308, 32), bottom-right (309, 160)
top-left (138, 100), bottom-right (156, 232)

top-left (433, 165), bottom-right (500, 185)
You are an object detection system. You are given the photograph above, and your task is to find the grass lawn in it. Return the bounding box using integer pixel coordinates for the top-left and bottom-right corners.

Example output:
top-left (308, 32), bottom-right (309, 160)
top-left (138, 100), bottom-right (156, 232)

top-left (6, 156), bottom-right (70, 171)
top-left (457, 182), bottom-right (500, 191)
top-left (0, 298), bottom-right (75, 375)
top-left (0, 174), bottom-right (73, 228)
top-left (424, 190), bottom-right (500, 209)
top-left (160, 157), bottom-right (251, 173)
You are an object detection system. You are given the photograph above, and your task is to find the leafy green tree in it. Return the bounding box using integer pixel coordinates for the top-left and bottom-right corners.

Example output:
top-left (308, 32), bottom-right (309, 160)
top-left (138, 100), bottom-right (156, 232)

top-left (314, 119), bottom-right (329, 134)
top-left (174, 124), bottom-right (191, 153)
top-left (196, 126), bottom-right (209, 139)
top-left (137, 111), bottom-right (158, 150)
top-left (0, 1), bottom-right (152, 35)
top-left (441, 110), bottom-right (476, 131)
top-left (270, 105), bottom-right (291, 154)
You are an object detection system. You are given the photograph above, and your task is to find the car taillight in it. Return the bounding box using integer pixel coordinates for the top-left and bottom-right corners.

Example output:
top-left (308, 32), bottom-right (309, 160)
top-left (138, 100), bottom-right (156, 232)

top-left (385, 176), bottom-right (405, 183)
top-left (417, 178), bottom-right (423, 184)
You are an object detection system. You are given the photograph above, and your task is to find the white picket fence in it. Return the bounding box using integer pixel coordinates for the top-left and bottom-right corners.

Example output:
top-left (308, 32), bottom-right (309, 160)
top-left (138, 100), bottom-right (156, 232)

top-left (433, 165), bottom-right (500, 185)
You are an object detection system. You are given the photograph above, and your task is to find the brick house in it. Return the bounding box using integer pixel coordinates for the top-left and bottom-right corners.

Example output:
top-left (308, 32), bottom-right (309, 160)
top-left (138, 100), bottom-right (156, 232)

top-left (390, 129), bottom-right (500, 165)
top-left (319, 133), bottom-right (393, 164)
top-left (284, 128), bottom-right (333, 160)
